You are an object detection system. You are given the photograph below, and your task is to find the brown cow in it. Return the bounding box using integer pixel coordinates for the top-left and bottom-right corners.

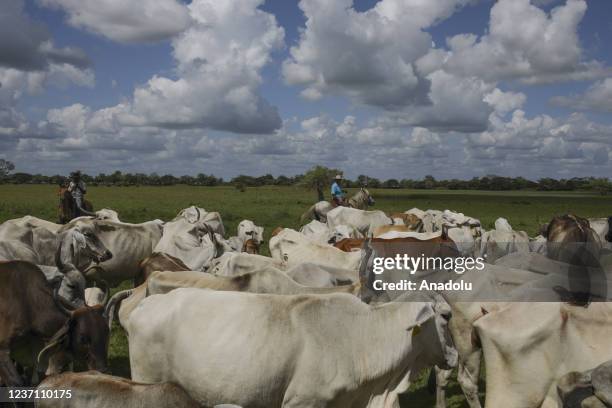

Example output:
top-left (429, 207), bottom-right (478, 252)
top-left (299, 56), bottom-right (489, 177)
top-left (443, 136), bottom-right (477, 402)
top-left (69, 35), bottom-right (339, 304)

top-left (334, 238), bottom-right (364, 252)
top-left (544, 214), bottom-right (601, 265)
top-left (242, 238), bottom-right (259, 254)
top-left (0, 261), bottom-right (110, 386)
top-left (36, 371), bottom-right (201, 408)
top-left (335, 234), bottom-right (457, 254)
top-left (389, 213), bottom-right (422, 231)
top-left (271, 226), bottom-right (284, 237)
top-left (134, 252), bottom-right (190, 286)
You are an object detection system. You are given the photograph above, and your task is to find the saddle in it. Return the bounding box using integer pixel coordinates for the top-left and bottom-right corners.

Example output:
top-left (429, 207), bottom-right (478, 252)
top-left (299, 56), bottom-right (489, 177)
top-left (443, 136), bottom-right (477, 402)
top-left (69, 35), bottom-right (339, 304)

top-left (330, 198), bottom-right (349, 208)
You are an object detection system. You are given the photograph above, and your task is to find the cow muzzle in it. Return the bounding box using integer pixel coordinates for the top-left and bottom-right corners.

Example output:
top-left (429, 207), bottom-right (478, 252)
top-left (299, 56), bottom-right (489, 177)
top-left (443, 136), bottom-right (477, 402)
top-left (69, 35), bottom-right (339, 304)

top-left (97, 250), bottom-right (113, 263)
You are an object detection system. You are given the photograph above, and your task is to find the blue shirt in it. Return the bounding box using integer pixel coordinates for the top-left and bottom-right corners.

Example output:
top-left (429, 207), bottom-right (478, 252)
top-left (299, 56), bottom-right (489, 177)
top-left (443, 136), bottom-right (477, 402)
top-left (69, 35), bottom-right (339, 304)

top-left (331, 182), bottom-right (344, 197)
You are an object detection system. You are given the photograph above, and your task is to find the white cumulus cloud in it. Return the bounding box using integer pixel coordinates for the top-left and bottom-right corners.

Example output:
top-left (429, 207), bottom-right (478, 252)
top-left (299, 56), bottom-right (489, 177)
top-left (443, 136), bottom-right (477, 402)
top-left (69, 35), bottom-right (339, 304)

top-left (443, 0), bottom-right (609, 84)
top-left (551, 78), bottom-right (612, 113)
top-left (38, 0), bottom-right (192, 43)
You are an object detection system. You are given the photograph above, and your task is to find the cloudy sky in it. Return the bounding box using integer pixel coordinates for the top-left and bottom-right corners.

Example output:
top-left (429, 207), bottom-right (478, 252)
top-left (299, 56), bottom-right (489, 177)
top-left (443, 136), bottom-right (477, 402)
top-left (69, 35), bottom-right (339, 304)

top-left (1, 0), bottom-right (611, 179)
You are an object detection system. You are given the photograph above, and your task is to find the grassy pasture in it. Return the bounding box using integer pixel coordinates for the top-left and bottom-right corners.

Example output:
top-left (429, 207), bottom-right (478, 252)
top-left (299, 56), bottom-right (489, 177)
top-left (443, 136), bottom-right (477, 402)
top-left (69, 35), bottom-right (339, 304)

top-left (0, 184), bottom-right (609, 407)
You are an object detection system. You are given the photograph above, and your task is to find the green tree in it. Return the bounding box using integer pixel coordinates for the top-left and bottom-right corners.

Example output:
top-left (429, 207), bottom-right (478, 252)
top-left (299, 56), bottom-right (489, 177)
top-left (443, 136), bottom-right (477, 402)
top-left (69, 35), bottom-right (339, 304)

top-left (587, 178), bottom-right (612, 195)
top-left (383, 179), bottom-right (400, 189)
top-left (423, 175), bottom-right (436, 189)
top-left (0, 159), bottom-right (15, 182)
top-left (300, 166), bottom-right (341, 201)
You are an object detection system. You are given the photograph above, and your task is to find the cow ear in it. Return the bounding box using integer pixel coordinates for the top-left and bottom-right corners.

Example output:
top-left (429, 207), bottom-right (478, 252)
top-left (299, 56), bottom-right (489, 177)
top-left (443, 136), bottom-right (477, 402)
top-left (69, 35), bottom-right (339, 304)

top-left (72, 230), bottom-right (87, 251)
top-left (407, 304), bottom-right (435, 333)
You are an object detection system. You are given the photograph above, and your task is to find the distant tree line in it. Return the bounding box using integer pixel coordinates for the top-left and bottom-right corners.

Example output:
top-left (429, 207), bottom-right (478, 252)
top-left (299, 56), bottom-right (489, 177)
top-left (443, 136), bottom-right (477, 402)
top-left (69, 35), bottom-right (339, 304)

top-left (0, 160), bottom-right (610, 194)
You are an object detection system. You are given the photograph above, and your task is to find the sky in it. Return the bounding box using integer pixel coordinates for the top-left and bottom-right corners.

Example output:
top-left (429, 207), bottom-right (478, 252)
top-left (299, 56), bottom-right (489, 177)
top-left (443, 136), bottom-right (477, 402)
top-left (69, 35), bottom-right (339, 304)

top-left (1, 0), bottom-right (611, 180)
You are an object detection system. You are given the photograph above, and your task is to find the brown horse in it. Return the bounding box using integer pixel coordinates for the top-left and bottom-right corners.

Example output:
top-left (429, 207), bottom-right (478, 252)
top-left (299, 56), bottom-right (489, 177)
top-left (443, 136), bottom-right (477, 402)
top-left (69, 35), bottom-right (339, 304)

top-left (58, 186), bottom-right (95, 224)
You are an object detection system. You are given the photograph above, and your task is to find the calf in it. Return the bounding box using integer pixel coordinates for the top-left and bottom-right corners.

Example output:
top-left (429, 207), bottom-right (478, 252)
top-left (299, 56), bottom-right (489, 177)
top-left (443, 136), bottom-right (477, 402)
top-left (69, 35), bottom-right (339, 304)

top-left (36, 371), bottom-right (200, 408)
top-left (0, 261), bottom-right (109, 386)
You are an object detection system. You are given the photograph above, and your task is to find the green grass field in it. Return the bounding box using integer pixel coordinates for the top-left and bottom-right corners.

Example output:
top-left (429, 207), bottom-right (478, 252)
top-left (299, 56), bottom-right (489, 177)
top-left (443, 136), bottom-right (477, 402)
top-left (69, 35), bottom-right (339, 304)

top-left (1, 184), bottom-right (610, 407)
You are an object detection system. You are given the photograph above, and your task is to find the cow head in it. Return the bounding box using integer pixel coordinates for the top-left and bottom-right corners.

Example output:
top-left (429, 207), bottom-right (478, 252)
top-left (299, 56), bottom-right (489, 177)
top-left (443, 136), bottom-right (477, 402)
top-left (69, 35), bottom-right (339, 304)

top-left (38, 304), bottom-right (110, 375)
top-left (94, 209), bottom-right (119, 222)
top-left (329, 225), bottom-right (355, 244)
top-left (58, 222), bottom-right (113, 270)
top-left (238, 220), bottom-right (264, 246)
top-left (410, 296), bottom-right (457, 371)
top-left (174, 206), bottom-right (205, 224)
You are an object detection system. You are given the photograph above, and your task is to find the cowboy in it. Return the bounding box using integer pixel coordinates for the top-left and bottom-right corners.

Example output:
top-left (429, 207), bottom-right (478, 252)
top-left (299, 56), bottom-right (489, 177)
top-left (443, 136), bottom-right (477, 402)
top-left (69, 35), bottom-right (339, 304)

top-left (68, 170), bottom-right (87, 215)
top-left (331, 174), bottom-right (346, 207)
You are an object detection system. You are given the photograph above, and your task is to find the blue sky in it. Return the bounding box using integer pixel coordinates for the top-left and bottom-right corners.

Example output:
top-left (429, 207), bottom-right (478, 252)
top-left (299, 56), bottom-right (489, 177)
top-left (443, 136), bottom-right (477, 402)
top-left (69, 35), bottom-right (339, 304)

top-left (1, 0), bottom-right (611, 180)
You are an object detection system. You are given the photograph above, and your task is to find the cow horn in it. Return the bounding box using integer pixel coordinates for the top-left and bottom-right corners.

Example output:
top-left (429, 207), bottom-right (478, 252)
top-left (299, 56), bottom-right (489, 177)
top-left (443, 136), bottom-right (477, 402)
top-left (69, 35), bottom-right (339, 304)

top-left (104, 289), bottom-right (133, 329)
top-left (53, 281), bottom-right (77, 317)
top-left (99, 280), bottom-right (110, 306)
top-left (37, 321), bottom-right (71, 374)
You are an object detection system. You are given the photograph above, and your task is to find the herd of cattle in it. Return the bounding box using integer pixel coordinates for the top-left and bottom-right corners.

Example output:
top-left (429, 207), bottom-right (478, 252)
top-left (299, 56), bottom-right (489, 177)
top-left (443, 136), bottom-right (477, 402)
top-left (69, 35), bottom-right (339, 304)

top-left (0, 203), bottom-right (611, 407)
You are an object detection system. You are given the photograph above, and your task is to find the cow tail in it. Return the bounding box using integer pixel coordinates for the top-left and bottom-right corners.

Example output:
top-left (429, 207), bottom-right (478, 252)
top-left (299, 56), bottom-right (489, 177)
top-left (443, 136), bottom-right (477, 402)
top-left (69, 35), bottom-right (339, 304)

top-left (104, 289), bottom-right (133, 330)
top-left (427, 367), bottom-right (437, 395)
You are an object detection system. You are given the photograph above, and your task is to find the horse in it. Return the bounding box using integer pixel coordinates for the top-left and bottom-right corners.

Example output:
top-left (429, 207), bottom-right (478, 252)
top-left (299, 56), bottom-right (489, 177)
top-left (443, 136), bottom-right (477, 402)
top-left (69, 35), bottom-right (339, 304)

top-left (58, 186), bottom-right (95, 224)
top-left (300, 188), bottom-right (375, 223)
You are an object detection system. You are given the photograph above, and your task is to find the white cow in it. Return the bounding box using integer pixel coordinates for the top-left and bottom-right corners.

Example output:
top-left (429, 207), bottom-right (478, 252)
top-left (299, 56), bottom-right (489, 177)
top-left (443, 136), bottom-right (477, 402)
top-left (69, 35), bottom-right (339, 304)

top-left (408, 264), bottom-right (553, 408)
top-left (529, 235), bottom-right (547, 255)
top-left (210, 252), bottom-right (285, 276)
top-left (128, 288), bottom-right (457, 408)
top-left (146, 269), bottom-right (360, 296)
top-left (78, 219), bottom-right (164, 286)
top-left (210, 251), bottom-right (356, 287)
top-left (173, 206), bottom-right (225, 236)
top-left (298, 219), bottom-right (332, 244)
top-left (286, 262), bottom-right (358, 287)
top-left (110, 266), bottom-right (359, 330)
top-left (0, 216), bottom-right (61, 265)
top-left (154, 218), bottom-right (220, 271)
top-left (3, 216), bottom-right (163, 287)
top-left (327, 207), bottom-right (392, 237)
top-left (299, 220), bottom-right (362, 245)
top-left (236, 220), bottom-right (264, 245)
top-left (226, 220), bottom-right (265, 252)
top-left (269, 228), bottom-right (362, 273)
top-left (475, 302), bottom-right (612, 408)
top-left (93, 209), bottom-right (120, 222)
top-left (478, 218), bottom-right (530, 263)
top-left (405, 208), bottom-right (427, 220)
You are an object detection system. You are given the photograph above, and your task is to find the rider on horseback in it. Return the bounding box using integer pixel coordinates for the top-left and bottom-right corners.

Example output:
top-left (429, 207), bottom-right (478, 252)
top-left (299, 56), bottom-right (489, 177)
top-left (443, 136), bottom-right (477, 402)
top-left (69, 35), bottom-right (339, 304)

top-left (331, 174), bottom-right (346, 207)
top-left (68, 170), bottom-right (87, 216)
